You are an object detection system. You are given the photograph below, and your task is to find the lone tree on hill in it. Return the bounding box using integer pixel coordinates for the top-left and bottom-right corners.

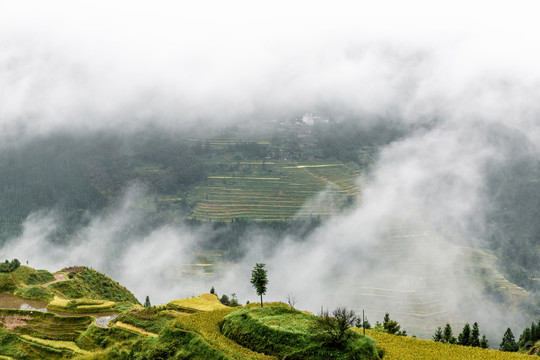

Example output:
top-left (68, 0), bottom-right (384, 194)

top-left (144, 296), bottom-right (151, 308)
top-left (250, 263), bottom-right (268, 307)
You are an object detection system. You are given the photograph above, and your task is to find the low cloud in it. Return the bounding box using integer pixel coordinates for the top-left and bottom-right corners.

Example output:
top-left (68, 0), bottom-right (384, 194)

top-left (1, 0), bottom-right (539, 346)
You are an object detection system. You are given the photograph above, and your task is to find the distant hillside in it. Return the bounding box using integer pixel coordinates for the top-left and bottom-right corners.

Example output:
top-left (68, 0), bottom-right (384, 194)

top-left (0, 120), bottom-right (393, 241)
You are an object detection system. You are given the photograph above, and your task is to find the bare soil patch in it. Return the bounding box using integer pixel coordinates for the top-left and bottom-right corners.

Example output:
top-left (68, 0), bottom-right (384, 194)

top-left (0, 313), bottom-right (32, 330)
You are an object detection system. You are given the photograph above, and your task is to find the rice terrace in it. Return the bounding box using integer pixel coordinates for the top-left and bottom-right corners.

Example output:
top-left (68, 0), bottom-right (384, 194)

top-left (190, 159), bottom-right (361, 221)
top-left (2, 2), bottom-right (540, 359)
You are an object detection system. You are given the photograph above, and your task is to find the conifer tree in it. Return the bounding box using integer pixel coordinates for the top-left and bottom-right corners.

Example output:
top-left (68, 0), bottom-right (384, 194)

top-left (531, 322), bottom-right (537, 342)
top-left (433, 327), bottom-right (443, 342)
top-left (480, 335), bottom-right (489, 349)
top-left (458, 323), bottom-right (471, 346)
top-left (500, 328), bottom-right (518, 352)
top-left (520, 326), bottom-right (531, 346)
top-left (471, 322), bottom-right (480, 347)
top-left (144, 296), bottom-right (151, 308)
top-left (443, 323), bottom-right (456, 344)
top-left (382, 313), bottom-right (401, 335)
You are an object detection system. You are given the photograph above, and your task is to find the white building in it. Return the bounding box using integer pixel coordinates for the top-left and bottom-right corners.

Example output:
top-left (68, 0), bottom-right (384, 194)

top-left (302, 113), bottom-right (314, 125)
top-left (302, 113), bottom-right (329, 126)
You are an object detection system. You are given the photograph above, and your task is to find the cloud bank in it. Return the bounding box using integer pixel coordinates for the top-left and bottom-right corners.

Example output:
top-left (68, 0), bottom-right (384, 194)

top-left (1, 0), bottom-right (540, 345)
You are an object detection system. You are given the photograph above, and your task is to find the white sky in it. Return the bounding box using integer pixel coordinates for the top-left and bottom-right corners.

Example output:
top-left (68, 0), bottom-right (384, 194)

top-left (0, 0), bottom-right (539, 135)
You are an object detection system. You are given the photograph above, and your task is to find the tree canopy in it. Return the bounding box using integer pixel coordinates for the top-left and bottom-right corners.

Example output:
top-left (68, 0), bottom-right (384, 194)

top-left (250, 263), bottom-right (268, 307)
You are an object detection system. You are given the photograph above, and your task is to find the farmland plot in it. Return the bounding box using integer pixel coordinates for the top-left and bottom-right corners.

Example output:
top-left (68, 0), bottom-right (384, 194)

top-left (190, 161), bottom-right (361, 221)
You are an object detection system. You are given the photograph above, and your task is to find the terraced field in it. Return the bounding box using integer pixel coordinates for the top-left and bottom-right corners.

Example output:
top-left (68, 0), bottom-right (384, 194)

top-left (339, 221), bottom-right (529, 340)
top-left (190, 161), bottom-right (361, 221)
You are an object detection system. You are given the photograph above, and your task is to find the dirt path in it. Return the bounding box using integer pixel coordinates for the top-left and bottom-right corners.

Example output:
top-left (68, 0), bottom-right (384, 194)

top-left (41, 273), bottom-right (66, 287)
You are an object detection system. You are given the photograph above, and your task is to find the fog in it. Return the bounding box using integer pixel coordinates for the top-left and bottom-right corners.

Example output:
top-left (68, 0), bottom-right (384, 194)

top-left (1, 0), bottom-right (540, 344)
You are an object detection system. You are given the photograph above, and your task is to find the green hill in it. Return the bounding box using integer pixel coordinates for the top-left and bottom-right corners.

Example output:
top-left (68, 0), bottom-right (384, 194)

top-left (0, 266), bottom-right (536, 359)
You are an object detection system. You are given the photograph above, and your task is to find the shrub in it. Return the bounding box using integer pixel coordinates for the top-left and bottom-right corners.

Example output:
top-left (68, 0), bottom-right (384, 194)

top-left (0, 259), bottom-right (20, 273)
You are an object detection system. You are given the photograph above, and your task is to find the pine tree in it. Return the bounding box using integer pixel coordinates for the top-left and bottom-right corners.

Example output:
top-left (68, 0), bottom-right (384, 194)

top-left (220, 294), bottom-right (230, 306)
top-left (458, 323), bottom-right (471, 346)
top-left (144, 296), bottom-right (151, 308)
top-left (382, 313), bottom-right (401, 335)
top-left (480, 335), bottom-right (489, 349)
top-left (364, 317), bottom-right (371, 329)
top-left (500, 328), bottom-right (518, 352)
top-left (531, 322), bottom-right (537, 342)
top-left (443, 323), bottom-right (456, 344)
top-left (433, 327), bottom-right (443, 342)
top-left (520, 326), bottom-right (531, 346)
top-left (471, 322), bottom-right (480, 347)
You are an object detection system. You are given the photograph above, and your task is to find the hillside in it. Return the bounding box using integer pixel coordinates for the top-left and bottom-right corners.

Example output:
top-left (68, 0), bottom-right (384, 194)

top-left (0, 265), bottom-right (536, 359)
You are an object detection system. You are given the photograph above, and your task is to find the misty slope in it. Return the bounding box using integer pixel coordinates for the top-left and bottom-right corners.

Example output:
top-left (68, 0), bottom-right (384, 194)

top-left (0, 265), bottom-right (534, 360)
top-left (0, 120), bottom-right (394, 241)
top-left (2, 121), bottom-right (540, 342)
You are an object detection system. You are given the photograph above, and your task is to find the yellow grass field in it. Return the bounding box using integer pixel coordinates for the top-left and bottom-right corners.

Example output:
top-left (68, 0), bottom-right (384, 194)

top-left (20, 335), bottom-right (89, 355)
top-left (175, 307), bottom-right (274, 360)
top-left (48, 297), bottom-right (116, 312)
top-left (168, 293), bottom-right (229, 312)
top-left (362, 329), bottom-right (532, 360)
top-left (114, 321), bottom-right (158, 337)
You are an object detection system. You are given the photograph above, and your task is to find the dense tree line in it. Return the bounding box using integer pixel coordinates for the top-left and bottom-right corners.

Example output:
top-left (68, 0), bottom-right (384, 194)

top-left (0, 259), bottom-right (20, 273)
top-left (312, 119), bottom-right (406, 163)
top-left (188, 217), bottom-right (322, 260)
top-left (432, 322), bottom-right (488, 348)
top-left (0, 132), bottom-right (206, 243)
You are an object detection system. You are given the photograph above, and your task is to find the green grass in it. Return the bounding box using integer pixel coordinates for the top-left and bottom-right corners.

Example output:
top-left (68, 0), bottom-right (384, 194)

top-left (0, 309), bottom-right (92, 342)
top-left (76, 324), bottom-right (141, 351)
top-left (113, 308), bottom-right (177, 334)
top-left (19, 334), bottom-right (90, 355)
top-left (49, 267), bottom-right (140, 304)
top-left (10, 266), bottom-right (55, 286)
top-left (0, 328), bottom-right (74, 360)
top-left (0, 267), bottom-right (53, 297)
top-left (219, 304), bottom-right (379, 360)
top-left (47, 297), bottom-right (117, 313)
top-left (75, 326), bottom-right (233, 360)
top-left (174, 307), bottom-right (274, 360)
top-left (13, 286), bottom-right (54, 302)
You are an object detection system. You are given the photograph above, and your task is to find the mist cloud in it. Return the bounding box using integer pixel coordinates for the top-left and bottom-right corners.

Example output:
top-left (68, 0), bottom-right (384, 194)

top-left (1, 1), bottom-right (540, 142)
top-left (1, 0), bottom-right (539, 346)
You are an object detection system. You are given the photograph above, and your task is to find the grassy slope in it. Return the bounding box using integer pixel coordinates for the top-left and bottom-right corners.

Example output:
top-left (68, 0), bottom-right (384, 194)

top-left (1, 266), bottom-right (534, 360)
top-left (0, 266), bottom-right (54, 295)
top-left (1, 293), bottom-right (536, 360)
top-left (364, 328), bottom-right (532, 360)
top-left (167, 293), bottom-right (229, 312)
top-left (49, 267), bottom-right (140, 304)
top-left (175, 307), bottom-right (275, 360)
top-left (219, 304), bottom-right (379, 360)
